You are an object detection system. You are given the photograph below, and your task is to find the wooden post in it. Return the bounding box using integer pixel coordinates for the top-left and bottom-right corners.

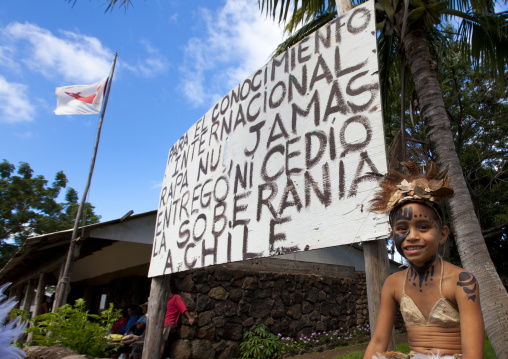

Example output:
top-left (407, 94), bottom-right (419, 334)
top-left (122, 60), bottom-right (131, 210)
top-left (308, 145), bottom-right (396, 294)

top-left (363, 239), bottom-right (396, 351)
top-left (27, 273), bottom-right (46, 342)
top-left (15, 280), bottom-right (35, 344)
top-left (21, 280), bottom-right (35, 313)
top-left (32, 273), bottom-right (47, 317)
top-left (53, 240), bottom-right (82, 310)
top-left (52, 261), bottom-right (66, 311)
top-left (13, 285), bottom-right (23, 309)
top-left (54, 238), bottom-right (83, 308)
top-left (337, 0), bottom-right (352, 16)
top-left (142, 275), bottom-right (171, 359)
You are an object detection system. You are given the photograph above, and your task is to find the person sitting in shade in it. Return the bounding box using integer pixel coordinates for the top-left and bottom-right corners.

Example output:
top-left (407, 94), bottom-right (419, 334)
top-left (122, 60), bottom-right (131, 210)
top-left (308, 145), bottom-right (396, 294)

top-left (117, 305), bottom-right (139, 335)
top-left (111, 309), bottom-right (129, 334)
top-left (126, 301), bottom-right (147, 336)
top-left (128, 301), bottom-right (148, 359)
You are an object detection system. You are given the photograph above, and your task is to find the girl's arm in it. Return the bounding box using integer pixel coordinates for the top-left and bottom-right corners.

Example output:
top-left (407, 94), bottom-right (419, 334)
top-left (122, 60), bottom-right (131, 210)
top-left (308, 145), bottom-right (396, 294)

top-left (363, 274), bottom-right (398, 359)
top-left (455, 269), bottom-right (484, 358)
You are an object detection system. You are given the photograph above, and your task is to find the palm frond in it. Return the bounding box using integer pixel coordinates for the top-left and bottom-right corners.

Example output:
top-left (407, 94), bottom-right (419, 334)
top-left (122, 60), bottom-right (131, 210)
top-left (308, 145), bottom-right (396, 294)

top-left (259, 0), bottom-right (335, 24)
top-left (378, 33), bottom-right (401, 115)
top-left (271, 11), bottom-right (338, 58)
top-left (447, 9), bottom-right (508, 77)
top-left (67, 0), bottom-right (131, 12)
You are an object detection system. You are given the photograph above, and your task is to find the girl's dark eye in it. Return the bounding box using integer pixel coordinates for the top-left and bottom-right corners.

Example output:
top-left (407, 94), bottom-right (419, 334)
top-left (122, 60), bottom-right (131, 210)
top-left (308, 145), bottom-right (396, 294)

top-left (418, 223), bottom-right (431, 230)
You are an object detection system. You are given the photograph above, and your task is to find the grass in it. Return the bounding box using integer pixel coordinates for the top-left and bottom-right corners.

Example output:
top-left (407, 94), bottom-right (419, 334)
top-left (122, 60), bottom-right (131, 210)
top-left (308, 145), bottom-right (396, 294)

top-left (332, 337), bottom-right (497, 358)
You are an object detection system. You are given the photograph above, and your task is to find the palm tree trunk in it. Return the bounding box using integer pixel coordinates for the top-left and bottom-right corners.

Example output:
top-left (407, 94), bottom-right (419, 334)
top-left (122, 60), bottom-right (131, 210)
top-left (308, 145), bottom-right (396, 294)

top-left (403, 29), bottom-right (508, 358)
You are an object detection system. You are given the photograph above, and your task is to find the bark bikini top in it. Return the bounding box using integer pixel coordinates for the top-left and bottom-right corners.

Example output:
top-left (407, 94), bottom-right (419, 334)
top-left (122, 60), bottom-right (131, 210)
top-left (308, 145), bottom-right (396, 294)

top-left (400, 262), bottom-right (460, 328)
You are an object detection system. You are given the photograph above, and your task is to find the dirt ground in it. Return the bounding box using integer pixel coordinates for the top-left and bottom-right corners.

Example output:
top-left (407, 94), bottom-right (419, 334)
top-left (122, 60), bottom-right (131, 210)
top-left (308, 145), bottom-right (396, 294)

top-left (285, 334), bottom-right (408, 359)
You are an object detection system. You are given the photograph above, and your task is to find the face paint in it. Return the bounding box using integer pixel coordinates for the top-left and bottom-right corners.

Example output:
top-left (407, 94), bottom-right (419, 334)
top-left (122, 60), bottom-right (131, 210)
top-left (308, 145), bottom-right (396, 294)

top-left (408, 255), bottom-right (437, 292)
top-left (457, 271), bottom-right (478, 302)
top-left (409, 254), bottom-right (436, 276)
top-left (392, 206), bottom-right (413, 258)
top-left (394, 233), bottom-right (407, 258)
top-left (394, 206), bottom-right (413, 222)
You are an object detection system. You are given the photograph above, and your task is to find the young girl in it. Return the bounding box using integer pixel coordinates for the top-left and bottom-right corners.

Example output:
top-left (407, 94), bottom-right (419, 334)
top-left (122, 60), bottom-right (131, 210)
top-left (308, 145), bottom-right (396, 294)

top-left (363, 162), bottom-right (484, 359)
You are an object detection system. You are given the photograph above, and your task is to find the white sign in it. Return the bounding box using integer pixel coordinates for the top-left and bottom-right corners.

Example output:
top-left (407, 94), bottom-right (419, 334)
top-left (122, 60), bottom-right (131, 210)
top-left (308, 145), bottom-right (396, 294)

top-left (149, 0), bottom-right (388, 277)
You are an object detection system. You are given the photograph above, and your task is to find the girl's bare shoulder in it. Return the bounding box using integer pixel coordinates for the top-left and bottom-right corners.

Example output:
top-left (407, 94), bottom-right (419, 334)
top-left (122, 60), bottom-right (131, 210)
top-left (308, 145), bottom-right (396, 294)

top-left (384, 269), bottom-right (407, 301)
top-left (442, 260), bottom-right (470, 280)
top-left (441, 260), bottom-right (476, 301)
top-left (384, 268), bottom-right (406, 284)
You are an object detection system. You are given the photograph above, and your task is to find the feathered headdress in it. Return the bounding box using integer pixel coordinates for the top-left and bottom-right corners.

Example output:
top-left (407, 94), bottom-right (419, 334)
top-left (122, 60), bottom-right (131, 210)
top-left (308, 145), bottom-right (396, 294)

top-left (370, 162), bottom-right (454, 217)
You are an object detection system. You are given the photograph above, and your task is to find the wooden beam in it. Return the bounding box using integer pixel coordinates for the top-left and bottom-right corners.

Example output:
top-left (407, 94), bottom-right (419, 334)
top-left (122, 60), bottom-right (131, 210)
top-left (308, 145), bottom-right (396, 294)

top-left (27, 273), bottom-right (47, 342)
top-left (142, 275), bottom-right (171, 359)
top-left (32, 273), bottom-right (46, 317)
top-left (21, 280), bottom-right (35, 313)
top-left (13, 285), bottom-right (23, 309)
top-left (54, 242), bottom-right (82, 308)
top-left (52, 262), bottom-right (66, 312)
top-left (16, 280), bottom-right (35, 344)
top-left (11, 254), bottom-right (66, 288)
top-left (363, 239), bottom-right (396, 351)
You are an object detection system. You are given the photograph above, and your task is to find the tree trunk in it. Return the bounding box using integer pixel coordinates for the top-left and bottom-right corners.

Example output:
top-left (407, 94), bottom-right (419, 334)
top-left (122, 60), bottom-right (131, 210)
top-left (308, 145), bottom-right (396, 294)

top-left (404, 29), bottom-right (508, 358)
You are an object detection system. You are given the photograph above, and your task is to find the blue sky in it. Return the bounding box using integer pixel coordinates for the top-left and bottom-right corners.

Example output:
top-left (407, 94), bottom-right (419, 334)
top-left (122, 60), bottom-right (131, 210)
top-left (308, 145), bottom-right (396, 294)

top-left (0, 0), bottom-right (286, 222)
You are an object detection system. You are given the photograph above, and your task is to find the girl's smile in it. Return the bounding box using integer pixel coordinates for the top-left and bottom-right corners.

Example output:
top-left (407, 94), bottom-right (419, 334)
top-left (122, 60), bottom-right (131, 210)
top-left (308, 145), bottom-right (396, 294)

top-left (391, 202), bottom-right (449, 267)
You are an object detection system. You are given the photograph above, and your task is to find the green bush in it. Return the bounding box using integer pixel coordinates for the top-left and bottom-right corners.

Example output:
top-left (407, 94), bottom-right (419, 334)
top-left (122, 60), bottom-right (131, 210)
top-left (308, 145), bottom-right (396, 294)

top-left (19, 298), bottom-right (120, 357)
top-left (240, 324), bottom-right (282, 359)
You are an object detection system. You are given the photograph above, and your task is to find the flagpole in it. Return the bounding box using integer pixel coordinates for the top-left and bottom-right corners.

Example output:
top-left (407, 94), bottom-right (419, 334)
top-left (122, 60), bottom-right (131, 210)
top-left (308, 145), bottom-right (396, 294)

top-left (54, 53), bottom-right (118, 308)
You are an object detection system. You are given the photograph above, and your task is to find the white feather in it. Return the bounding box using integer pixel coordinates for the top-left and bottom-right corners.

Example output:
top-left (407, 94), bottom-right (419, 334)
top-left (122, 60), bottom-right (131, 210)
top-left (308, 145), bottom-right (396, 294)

top-left (0, 283), bottom-right (27, 359)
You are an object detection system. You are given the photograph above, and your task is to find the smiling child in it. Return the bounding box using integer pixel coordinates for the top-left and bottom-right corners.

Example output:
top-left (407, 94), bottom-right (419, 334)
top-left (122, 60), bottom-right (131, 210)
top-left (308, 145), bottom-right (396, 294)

top-left (363, 162), bottom-right (484, 359)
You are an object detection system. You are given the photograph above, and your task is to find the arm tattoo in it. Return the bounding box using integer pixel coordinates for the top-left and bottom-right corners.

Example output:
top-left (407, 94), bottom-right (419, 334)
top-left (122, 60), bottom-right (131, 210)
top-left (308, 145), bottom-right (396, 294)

top-left (457, 272), bottom-right (478, 302)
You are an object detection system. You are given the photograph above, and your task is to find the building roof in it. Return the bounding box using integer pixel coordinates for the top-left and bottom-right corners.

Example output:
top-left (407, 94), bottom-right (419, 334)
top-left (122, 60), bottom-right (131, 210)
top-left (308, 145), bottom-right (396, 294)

top-left (0, 210), bottom-right (156, 286)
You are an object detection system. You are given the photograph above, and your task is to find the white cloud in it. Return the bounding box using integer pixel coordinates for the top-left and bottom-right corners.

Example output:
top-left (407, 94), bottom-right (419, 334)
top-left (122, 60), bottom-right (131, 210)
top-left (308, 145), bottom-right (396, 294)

top-left (180, 0), bottom-right (285, 107)
top-left (150, 181), bottom-right (163, 190)
top-left (169, 13), bottom-right (179, 23)
top-left (121, 40), bottom-right (169, 78)
top-left (15, 131), bottom-right (33, 138)
top-left (1, 22), bottom-right (169, 83)
top-left (0, 43), bottom-right (21, 73)
top-left (2, 22), bottom-right (112, 84)
top-left (0, 76), bottom-right (35, 123)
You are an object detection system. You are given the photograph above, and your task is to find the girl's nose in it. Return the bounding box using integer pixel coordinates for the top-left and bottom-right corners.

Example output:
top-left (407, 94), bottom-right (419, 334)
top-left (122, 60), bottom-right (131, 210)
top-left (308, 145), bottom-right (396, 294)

top-left (405, 227), bottom-right (419, 241)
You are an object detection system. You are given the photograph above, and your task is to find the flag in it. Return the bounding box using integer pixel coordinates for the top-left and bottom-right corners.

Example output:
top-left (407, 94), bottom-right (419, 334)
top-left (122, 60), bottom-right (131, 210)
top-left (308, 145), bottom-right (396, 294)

top-left (54, 76), bottom-right (109, 115)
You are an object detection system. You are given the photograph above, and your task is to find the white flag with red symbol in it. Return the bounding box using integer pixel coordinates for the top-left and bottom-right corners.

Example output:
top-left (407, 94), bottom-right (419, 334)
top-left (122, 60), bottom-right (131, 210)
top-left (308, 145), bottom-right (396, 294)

top-left (54, 76), bottom-right (109, 115)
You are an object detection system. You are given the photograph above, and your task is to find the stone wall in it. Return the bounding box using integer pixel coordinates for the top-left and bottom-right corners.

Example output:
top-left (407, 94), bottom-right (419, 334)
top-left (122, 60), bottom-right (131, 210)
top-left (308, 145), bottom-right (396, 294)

top-left (167, 258), bottom-right (373, 359)
top-left (354, 272), bottom-right (369, 328)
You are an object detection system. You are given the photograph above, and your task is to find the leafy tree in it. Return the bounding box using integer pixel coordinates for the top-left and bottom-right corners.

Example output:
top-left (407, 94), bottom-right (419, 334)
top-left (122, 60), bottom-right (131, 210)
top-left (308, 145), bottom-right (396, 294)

top-left (257, 0), bottom-right (508, 356)
top-left (383, 33), bottom-right (508, 279)
top-left (0, 160), bottom-right (100, 268)
top-left (438, 38), bottom-right (508, 279)
top-left (60, 188), bottom-right (101, 228)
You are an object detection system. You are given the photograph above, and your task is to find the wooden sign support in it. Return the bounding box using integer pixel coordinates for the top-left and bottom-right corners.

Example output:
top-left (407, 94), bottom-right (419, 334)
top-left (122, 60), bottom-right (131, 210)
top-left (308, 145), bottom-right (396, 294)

top-left (142, 274), bottom-right (171, 359)
top-left (363, 239), bottom-right (396, 350)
